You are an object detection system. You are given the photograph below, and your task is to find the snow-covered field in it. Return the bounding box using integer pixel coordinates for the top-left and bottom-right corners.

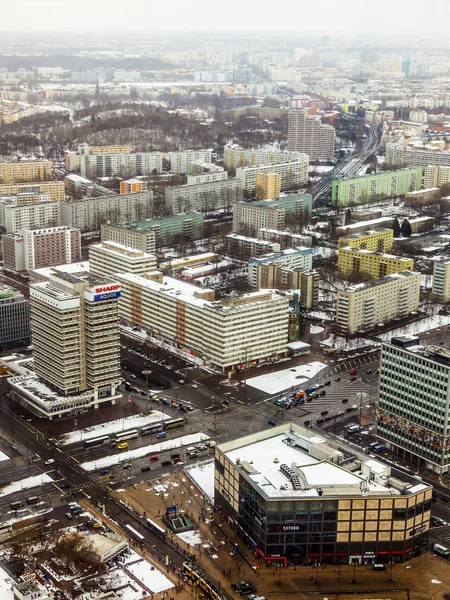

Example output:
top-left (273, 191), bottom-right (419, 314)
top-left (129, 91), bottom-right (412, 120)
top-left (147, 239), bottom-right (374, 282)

top-left (58, 412), bottom-right (168, 446)
top-left (186, 460), bottom-right (215, 502)
top-left (378, 314), bottom-right (450, 341)
top-left (247, 361), bottom-right (327, 394)
top-left (81, 433), bottom-right (210, 471)
top-left (0, 474), bottom-right (53, 497)
top-left (320, 336), bottom-right (379, 351)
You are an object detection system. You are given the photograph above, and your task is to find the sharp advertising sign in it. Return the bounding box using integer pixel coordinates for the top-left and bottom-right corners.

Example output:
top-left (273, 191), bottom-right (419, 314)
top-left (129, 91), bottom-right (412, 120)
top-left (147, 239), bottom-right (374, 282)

top-left (93, 284), bottom-right (121, 302)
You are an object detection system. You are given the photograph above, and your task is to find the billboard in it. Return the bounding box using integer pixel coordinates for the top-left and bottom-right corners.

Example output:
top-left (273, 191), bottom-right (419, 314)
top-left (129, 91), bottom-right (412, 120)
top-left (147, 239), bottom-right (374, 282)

top-left (92, 284), bottom-right (121, 302)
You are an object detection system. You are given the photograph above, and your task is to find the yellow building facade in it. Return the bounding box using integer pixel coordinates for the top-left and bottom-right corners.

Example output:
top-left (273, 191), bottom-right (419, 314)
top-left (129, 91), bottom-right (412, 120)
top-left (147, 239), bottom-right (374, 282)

top-left (255, 172), bottom-right (281, 200)
top-left (338, 228), bottom-right (394, 253)
top-left (338, 247), bottom-right (414, 279)
top-left (0, 181), bottom-right (65, 201)
top-left (0, 161), bottom-right (52, 185)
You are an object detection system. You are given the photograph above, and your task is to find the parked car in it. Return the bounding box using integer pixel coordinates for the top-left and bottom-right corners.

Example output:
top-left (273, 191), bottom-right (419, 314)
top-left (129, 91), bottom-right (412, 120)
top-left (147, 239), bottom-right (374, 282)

top-left (325, 380), bottom-right (331, 386)
top-left (268, 419), bottom-right (277, 426)
top-left (65, 512), bottom-right (73, 520)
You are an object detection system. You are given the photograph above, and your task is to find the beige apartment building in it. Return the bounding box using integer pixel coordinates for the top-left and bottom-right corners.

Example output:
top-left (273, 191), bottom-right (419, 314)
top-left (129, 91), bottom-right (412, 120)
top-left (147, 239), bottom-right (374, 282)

top-left (101, 223), bottom-right (157, 255)
top-left (338, 247), bottom-right (414, 279)
top-left (424, 165), bottom-right (450, 189)
top-left (0, 181), bottom-right (65, 202)
top-left (338, 229), bottom-right (394, 253)
top-left (336, 271), bottom-right (420, 334)
top-left (0, 161), bottom-right (52, 184)
top-left (257, 265), bottom-right (319, 308)
top-left (115, 273), bottom-right (289, 372)
top-left (89, 241), bottom-right (157, 280)
top-left (287, 109), bottom-right (335, 162)
top-left (224, 144), bottom-right (306, 169)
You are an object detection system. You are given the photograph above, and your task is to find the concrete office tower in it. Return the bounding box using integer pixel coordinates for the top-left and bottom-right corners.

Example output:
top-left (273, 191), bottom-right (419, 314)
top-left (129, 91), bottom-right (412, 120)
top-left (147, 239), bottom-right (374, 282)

top-left (89, 241), bottom-right (157, 280)
top-left (2, 226), bottom-right (81, 272)
top-left (0, 160), bottom-right (52, 184)
top-left (287, 110), bottom-right (335, 162)
top-left (255, 172), bottom-right (281, 200)
top-left (0, 285), bottom-right (30, 350)
top-left (377, 337), bottom-right (450, 474)
top-left (0, 181), bottom-right (65, 202)
top-left (30, 271), bottom-right (121, 397)
top-left (432, 261), bottom-right (450, 302)
top-left (336, 271), bottom-right (420, 334)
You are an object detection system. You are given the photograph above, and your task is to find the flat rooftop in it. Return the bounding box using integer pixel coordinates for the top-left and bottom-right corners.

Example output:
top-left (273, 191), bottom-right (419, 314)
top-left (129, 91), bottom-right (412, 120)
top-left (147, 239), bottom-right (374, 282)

top-left (91, 241), bottom-right (155, 260)
top-left (31, 261), bottom-right (90, 281)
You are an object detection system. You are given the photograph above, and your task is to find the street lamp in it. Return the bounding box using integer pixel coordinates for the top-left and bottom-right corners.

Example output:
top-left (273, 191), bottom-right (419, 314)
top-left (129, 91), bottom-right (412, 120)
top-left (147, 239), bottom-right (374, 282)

top-left (142, 369), bottom-right (152, 413)
top-left (357, 392), bottom-right (367, 427)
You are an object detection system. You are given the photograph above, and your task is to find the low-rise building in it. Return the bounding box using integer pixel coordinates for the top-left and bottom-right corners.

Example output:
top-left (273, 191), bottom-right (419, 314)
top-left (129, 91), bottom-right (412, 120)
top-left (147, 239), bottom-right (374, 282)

top-left (89, 241), bottom-right (156, 280)
top-left (64, 174), bottom-right (115, 199)
top-left (338, 229), bottom-right (394, 253)
top-left (232, 194), bottom-right (312, 235)
top-left (165, 178), bottom-right (243, 214)
top-left (120, 178), bottom-right (148, 194)
top-left (408, 216), bottom-right (435, 234)
top-left (215, 423), bottom-right (431, 564)
top-left (168, 149), bottom-right (216, 174)
top-left (336, 271), bottom-right (421, 334)
top-left (257, 228), bottom-right (312, 248)
top-left (129, 212), bottom-right (204, 247)
top-left (338, 247), bottom-right (414, 279)
top-left (115, 273), bottom-right (289, 372)
top-left (100, 223), bottom-right (156, 255)
top-left (249, 247), bottom-right (313, 287)
top-left (159, 253), bottom-right (219, 272)
top-left (0, 285), bottom-right (30, 350)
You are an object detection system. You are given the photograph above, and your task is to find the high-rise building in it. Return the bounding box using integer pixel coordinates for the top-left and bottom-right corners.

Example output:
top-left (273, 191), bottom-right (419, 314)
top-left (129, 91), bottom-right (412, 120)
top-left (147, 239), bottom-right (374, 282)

top-left (377, 337), bottom-right (450, 474)
top-left (386, 142), bottom-right (450, 169)
top-left (257, 228), bottom-right (312, 248)
top-left (336, 271), bottom-right (420, 334)
top-left (338, 247), bottom-right (414, 279)
top-left (255, 172), bottom-right (281, 200)
top-left (432, 261), bottom-right (450, 302)
top-left (0, 160), bottom-right (52, 184)
top-left (235, 159), bottom-right (309, 197)
top-left (100, 223), bottom-right (156, 255)
top-left (424, 165), bottom-right (450, 189)
top-left (89, 241), bottom-right (157, 280)
top-left (232, 194), bottom-right (312, 235)
top-left (331, 169), bottom-right (422, 206)
top-left (125, 212), bottom-right (204, 247)
top-left (287, 110), bottom-right (335, 162)
top-left (2, 226), bottom-right (81, 272)
top-left (0, 285), bottom-right (30, 350)
top-left (215, 423), bottom-right (431, 564)
top-left (165, 178), bottom-right (243, 214)
top-left (8, 271), bottom-right (122, 419)
top-left (0, 200), bottom-right (61, 233)
top-left (248, 247), bottom-right (313, 287)
top-left (338, 229), bottom-right (394, 253)
top-left (0, 181), bottom-right (65, 202)
top-left (80, 152), bottom-right (162, 179)
top-left (168, 150), bottom-right (216, 174)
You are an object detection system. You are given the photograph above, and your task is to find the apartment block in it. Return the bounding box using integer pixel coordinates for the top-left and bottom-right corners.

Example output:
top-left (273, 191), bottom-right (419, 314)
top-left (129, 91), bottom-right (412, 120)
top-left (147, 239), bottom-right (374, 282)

top-left (64, 150), bottom-right (80, 172)
top-left (120, 179), bottom-right (148, 194)
top-left (187, 171), bottom-right (227, 185)
top-left (100, 223), bottom-right (156, 255)
top-left (336, 217), bottom-right (395, 237)
top-left (9, 271), bottom-right (121, 418)
top-left (226, 233), bottom-right (281, 261)
top-left (215, 423), bottom-right (431, 564)
top-left (165, 178), bottom-right (243, 214)
top-left (80, 152), bottom-right (162, 178)
top-left (0, 160), bottom-right (52, 184)
top-left (64, 174), bottom-right (114, 199)
top-left (0, 200), bottom-right (61, 233)
top-left (168, 150), bottom-right (216, 174)
top-left (336, 271), bottom-right (420, 334)
top-left (0, 191), bottom-right (51, 205)
top-left (224, 144), bottom-right (307, 169)
top-left (338, 247), bottom-right (414, 279)
top-left (287, 109), bottom-right (335, 161)
top-left (232, 194), bottom-right (312, 236)
top-left (432, 261), bottom-right (450, 302)
top-left (255, 172), bottom-right (281, 200)
top-left (249, 247), bottom-right (313, 287)
top-left (331, 169), bottom-right (422, 207)
top-left (3, 226), bottom-right (81, 272)
top-left (129, 212), bottom-right (204, 247)
top-left (60, 191), bottom-right (152, 232)
top-left (0, 181), bottom-right (65, 201)
top-left (0, 285), bottom-right (30, 350)
top-left (79, 143), bottom-right (132, 155)
top-left (257, 228), bottom-right (312, 248)
top-left (256, 264), bottom-right (319, 306)
top-left (404, 188), bottom-right (440, 205)
top-left (386, 142), bottom-right (450, 168)
top-left (236, 159), bottom-right (309, 197)
top-left (424, 165), bottom-right (450, 189)
top-left (338, 229), bottom-right (394, 253)
top-left (89, 241), bottom-right (156, 280)
top-left (377, 337), bottom-right (450, 474)
top-left (115, 274), bottom-right (289, 372)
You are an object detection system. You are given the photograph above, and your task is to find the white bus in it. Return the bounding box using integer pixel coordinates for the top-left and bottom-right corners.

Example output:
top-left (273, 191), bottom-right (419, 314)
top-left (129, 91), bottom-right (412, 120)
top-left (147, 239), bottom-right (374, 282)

top-left (115, 430), bottom-right (139, 443)
top-left (433, 543), bottom-right (450, 557)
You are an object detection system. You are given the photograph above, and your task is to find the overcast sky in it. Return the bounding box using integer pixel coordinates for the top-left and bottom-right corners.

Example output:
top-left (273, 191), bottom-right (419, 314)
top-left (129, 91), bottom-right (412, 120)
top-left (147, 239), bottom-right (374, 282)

top-left (1, 0), bottom-right (449, 36)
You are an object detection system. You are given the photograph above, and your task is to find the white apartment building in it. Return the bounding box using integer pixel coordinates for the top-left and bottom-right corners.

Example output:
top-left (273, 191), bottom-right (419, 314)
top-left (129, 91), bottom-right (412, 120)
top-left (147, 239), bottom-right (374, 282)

top-left (287, 110), bottom-right (335, 162)
top-left (232, 194), bottom-right (312, 235)
top-left (165, 178), bottom-right (243, 214)
top-left (386, 142), bottom-right (450, 168)
top-left (1, 192), bottom-right (51, 205)
top-left (80, 152), bottom-right (163, 178)
top-left (168, 150), bottom-right (216, 174)
top-left (432, 261), bottom-right (450, 302)
top-left (0, 201), bottom-right (61, 233)
top-left (115, 274), bottom-right (289, 372)
top-left (89, 241), bottom-right (156, 280)
top-left (336, 271), bottom-right (420, 334)
top-left (100, 223), bottom-right (156, 255)
top-left (187, 171), bottom-right (227, 185)
top-left (258, 228), bottom-right (312, 248)
top-left (9, 271), bottom-right (121, 418)
top-left (60, 191), bottom-right (152, 232)
top-left (424, 165), bottom-right (450, 189)
top-left (224, 144), bottom-right (307, 169)
top-left (235, 159), bottom-right (309, 197)
top-left (248, 247), bottom-right (313, 287)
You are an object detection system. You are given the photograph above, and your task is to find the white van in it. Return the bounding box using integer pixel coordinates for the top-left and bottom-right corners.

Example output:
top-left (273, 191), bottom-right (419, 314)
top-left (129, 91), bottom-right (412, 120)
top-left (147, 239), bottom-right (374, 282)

top-left (433, 543), bottom-right (450, 556)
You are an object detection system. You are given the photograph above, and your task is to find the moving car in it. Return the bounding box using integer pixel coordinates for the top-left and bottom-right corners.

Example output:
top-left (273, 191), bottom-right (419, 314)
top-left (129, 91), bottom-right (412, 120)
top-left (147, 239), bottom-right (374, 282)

top-left (150, 455), bottom-right (159, 462)
top-left (141, 466), bottom-right (151, 472)
top-left (44, 459), bottom-right (55, 465)
top-left (268, 419), bottom-right (277, 426)
top-left (117, 442), bottom-right (129, 449)
top-left (191, 384), bottom-right (198, 389)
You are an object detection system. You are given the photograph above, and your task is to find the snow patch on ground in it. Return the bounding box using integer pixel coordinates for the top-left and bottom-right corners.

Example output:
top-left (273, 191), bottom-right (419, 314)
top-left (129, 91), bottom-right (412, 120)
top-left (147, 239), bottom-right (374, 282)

top-left (320, 336), bottom-right (380, 351)
top-left (177, 529), bottom-right (203, 547)
top-left (377, 314), bottom-right (450, 340)
top-left (0, 451), bottom-right (9, 462)
top-left (186, 460), bottom-right (215, 503)
top-left (310, 325), bottom-right (325, 334)
top-left (0, 474), bottom-right (53, 498)
top-left (246, 361), bottom-right (327, 394)
top-left (81, 433), bottom-right (210, 471)
top-left (127, 559), bottom-right (174, 594)
top-left (58, 411), bottom-right (168, 445)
